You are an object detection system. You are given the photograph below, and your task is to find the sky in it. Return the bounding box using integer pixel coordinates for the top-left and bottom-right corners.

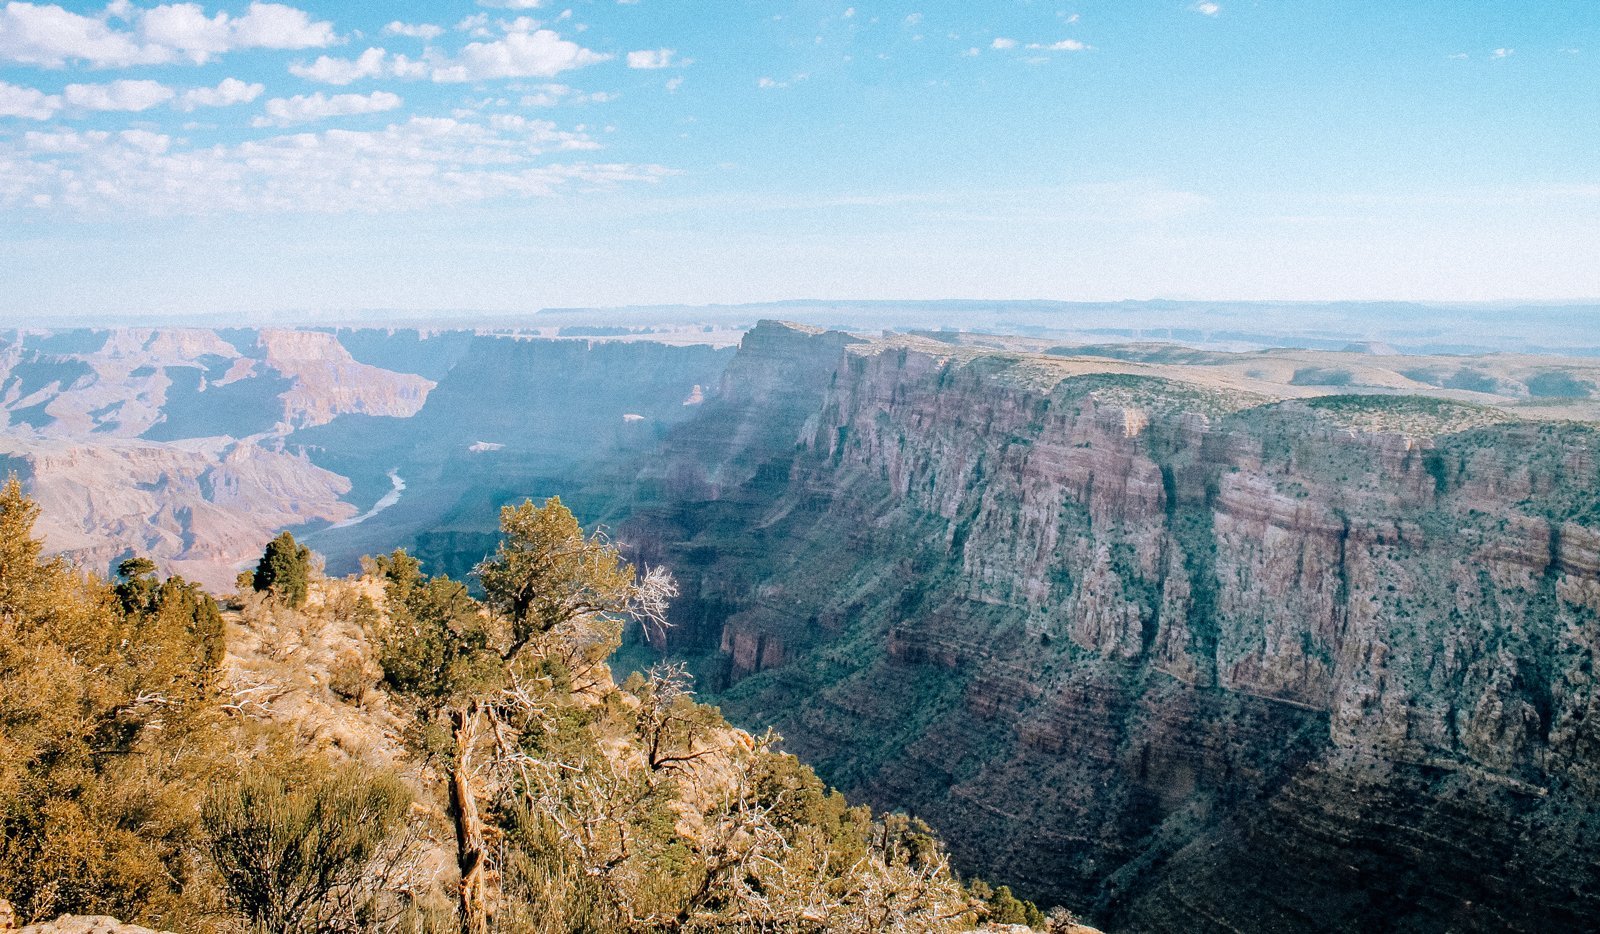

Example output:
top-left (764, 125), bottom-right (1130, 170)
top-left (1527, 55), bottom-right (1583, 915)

top-left (1, 0), bottom-right (1598, 318)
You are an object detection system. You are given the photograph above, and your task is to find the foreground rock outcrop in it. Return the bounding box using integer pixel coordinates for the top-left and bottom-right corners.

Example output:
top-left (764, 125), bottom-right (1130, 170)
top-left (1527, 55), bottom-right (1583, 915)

top-left (611, 322), bottom-right (1600, 932)
top-left (13, 918), bottom-right (171, 934)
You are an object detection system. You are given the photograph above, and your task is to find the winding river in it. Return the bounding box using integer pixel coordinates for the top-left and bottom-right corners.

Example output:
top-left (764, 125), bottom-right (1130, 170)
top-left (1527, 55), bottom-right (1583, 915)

top-left (326, 469), bottom-right (405, 530)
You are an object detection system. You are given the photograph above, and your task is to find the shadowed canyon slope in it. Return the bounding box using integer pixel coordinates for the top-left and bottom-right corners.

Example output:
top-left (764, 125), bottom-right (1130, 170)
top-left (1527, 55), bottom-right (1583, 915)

top-left (600, 322), bottom-right (1600, 932)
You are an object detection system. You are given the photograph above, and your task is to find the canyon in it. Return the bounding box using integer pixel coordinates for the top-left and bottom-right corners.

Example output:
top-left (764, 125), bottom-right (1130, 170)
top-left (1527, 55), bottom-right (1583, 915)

top-left (600, 323), bottom-right (1600, 931)
top-left (4, 317), bottom-right (1600, 930)
top-left (0, 327), bottom-right (732, 589)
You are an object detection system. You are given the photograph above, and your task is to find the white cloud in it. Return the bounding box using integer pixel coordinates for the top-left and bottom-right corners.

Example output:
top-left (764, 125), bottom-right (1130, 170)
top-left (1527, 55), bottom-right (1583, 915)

top-left (478, 0), bottom-right (542, 7)
top-left (0, 2), bottom-right (167, 67)
top-left (1190, 2), bottom-right (1220, 15)
top-left (518, 82), bottom-right (616, 106)
top-left (1491, 47), bottom-right (1513, 59)
top-left (487, 112), bottom-right (597, 149)
top-left (431, 27), bottom-right (608, 82)
top-left (904, 13), bottom-right (922, 25)
top-left (63, 78), bottom-right (174, 111)
top-left (0, 79), bottom-right (60, 118)
top-left (226, 3), bottom-right (337, 49)
top-left (118, 127), bottom-right (169, 152)
top-left (178, 76), bottom-right (262, 109)
top-left (0, 1), bottom-right (336, 68)
top-left (520, 84), bottom-right (569, 106)
top-left (665, 75), bottom-right (683, 92)
top-left (2, 114), bottom-right (671, 214)
top-left (253, 90), bottom-right (403, 126)
top-left (382, 21), bottom-right (443, 40)
top-left (290, 47), bottom-right (426, 84)
top-left (295, 23), bottom-right (605, 85)
top-left (454, 13), bottom-right (490, 35)
top-left (757, 76), bottom-right (780, 89)
top-left (961, 47), bottom-right (979, 57)
top-left (1027, 39), bottom-right (1088, 51)
top-left (626, 47), bottom-right (674, 69)
top-left (990, 37), bottom-right (1017, 50)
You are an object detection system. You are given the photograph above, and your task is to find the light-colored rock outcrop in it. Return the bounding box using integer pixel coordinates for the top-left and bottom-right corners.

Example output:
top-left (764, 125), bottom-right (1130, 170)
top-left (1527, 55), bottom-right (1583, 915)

top-left (9, 913), bottom-right (170, 934)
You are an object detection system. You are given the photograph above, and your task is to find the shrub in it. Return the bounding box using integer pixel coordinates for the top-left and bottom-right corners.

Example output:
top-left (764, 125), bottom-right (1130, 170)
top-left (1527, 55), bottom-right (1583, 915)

top-left (202, 762), bottom-right (416, 934)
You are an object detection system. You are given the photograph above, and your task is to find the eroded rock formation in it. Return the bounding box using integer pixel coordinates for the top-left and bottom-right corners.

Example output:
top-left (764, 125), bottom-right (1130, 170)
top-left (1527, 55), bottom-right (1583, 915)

top-left (618, 322), bottom-right (1600, 932)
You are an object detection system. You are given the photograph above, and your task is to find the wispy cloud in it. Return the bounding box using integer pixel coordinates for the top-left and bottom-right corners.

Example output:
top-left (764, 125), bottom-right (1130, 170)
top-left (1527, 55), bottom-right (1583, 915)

top-left (177, 77), bottom-right (264, 109)
top-left (431, 25), bottom-right (609, 82)
top-left (1026, 39), bottom-right (1089, 52)
top-left (5, 115), bottom-right (671, 213)
top-left (518, 83), bottom-right (616, 106)
top-left (0, 79), bottom-right (60, 119)
top-left (1, 75), bottom-right (264, 117)
top-left (1190, 2), bottom-right (1221, 16)
top-left (287, 22), bottom-right (607, 84)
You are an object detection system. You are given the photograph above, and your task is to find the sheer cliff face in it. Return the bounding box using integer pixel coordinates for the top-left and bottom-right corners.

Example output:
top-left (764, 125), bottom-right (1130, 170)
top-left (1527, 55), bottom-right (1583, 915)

top-left (624, 323), bottom-right (1600, 932)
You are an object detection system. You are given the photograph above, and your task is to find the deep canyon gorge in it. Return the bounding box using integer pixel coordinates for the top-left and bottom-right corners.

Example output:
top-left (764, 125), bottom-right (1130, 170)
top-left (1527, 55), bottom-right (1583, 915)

top-left (4, 319), bottom-right (1600, 931)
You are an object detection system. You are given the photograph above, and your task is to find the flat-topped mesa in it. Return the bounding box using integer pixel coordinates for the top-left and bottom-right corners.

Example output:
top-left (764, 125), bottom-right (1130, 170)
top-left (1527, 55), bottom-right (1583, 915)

top-left (623, 325), bottom-right (1600, 931)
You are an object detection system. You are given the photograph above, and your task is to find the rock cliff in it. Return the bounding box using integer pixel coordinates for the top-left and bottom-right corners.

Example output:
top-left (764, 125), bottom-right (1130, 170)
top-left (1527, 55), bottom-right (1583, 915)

top-left (615, 322), bottom-right (1600, 932)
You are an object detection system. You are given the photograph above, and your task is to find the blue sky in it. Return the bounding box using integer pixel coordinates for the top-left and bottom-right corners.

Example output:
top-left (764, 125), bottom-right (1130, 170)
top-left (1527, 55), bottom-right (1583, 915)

top-left (1, 0), bottom-right (1597, 318)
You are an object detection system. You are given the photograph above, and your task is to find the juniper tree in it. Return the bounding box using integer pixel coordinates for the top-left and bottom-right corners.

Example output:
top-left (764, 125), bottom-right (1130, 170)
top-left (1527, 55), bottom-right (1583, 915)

top-left (374, 498), bottom-right (673, 934)
top-left (0, 477), bottom-right (225, 926)
top-left (253, 531), bottom-right (313, 608)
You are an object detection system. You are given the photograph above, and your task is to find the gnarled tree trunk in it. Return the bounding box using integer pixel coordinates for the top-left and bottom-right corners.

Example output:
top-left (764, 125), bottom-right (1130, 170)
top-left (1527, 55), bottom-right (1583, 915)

top-left (450, 705), bottom-right (490, 934)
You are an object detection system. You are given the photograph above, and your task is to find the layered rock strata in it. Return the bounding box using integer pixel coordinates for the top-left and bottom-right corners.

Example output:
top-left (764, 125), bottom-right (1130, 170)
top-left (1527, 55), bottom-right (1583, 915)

top-left (618, 322), bottom-right (1600, 932)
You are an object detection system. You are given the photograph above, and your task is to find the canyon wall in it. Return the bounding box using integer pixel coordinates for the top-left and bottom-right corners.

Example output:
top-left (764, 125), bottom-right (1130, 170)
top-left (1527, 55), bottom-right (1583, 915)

top-left (618, 322), bottom-right (1600, 932)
